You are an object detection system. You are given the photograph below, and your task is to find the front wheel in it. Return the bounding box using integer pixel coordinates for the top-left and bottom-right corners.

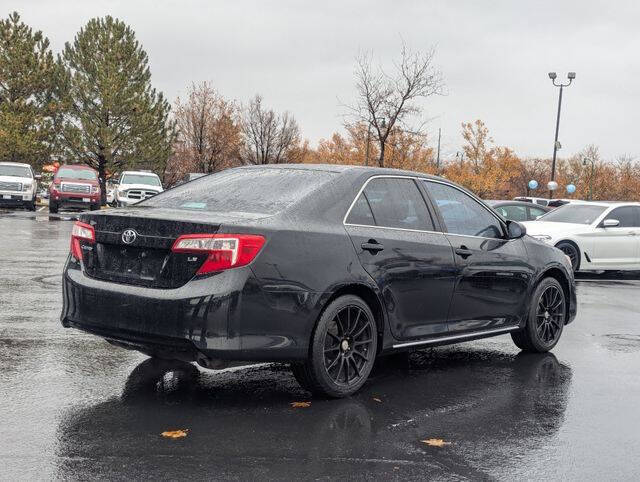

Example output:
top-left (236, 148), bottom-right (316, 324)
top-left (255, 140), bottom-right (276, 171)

top-left (556, 241), bottom-right (579, 272)
top-left (291, 295), bottom-right (378, 398)
top-left (48, 201), bottom-right (58, 214)
top-left (512, 277), bottom-right (566, 352)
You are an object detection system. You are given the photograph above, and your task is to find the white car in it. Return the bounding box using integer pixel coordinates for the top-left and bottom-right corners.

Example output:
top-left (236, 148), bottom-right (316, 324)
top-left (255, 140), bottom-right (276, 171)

top-left (114, 171), bottom-right (163, 207)
top-left (0, 162), bottom-right (38, 211)
top-left (522, 202), bottom-right (640, 272)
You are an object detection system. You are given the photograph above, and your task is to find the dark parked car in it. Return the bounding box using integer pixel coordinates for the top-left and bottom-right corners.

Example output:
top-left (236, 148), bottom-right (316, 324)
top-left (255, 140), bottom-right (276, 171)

top-left (487, 200), bottom-right (550, 221)
top-left (61, 165), bottom-right (577, 397)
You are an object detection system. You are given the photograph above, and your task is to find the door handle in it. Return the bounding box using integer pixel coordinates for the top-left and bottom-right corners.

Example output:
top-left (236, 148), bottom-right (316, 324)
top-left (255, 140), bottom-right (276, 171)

top-left (455, 246), bottom-right (473, 259)
top-left (361, 240), bottom-right (384, 253)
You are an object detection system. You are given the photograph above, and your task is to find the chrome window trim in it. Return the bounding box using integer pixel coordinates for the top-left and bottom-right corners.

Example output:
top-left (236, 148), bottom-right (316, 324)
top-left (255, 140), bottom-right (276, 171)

top-left (342, 174), bottom-right (507, 241)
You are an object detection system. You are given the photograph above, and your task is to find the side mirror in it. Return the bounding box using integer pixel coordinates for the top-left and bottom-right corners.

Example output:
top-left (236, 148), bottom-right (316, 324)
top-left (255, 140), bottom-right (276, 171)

top-left (602, 219), bottom-right (620, 228)
top-left (507, 220), bottom-right (526, 239)
top-left (34, 174), bottom-right (42, 180)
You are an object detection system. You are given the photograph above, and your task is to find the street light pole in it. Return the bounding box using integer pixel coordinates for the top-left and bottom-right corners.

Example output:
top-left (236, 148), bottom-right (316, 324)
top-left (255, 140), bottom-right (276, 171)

top-left (548, 71), bottom-right (575, 198)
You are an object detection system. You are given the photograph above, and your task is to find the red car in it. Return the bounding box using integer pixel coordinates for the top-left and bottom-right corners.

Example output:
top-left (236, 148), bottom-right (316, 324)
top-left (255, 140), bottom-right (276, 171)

top-left (49, 165), bottom-right (101, 213)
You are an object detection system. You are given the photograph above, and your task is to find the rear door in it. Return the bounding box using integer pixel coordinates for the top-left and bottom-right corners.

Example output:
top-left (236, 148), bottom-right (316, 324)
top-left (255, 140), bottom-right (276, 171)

top-left (422, 180), bottom-right (531, 333)
top-left (589, 206), bottom-right (640, 268)
top-left (344, 176), bottom-right (456, 340)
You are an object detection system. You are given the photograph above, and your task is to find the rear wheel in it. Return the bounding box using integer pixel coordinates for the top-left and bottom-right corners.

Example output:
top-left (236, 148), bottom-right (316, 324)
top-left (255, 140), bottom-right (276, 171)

top-left (291, 295), bottom-right (378, 398)
top-left (512, 277), bottom-right (566, 352)
top-left (556, 241), bottom-right (579, 272)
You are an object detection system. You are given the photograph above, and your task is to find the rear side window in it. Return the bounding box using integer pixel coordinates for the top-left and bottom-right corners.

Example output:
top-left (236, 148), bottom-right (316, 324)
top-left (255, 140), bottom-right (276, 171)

top-left (352, 178), bottom-right (434, 231)
top-left (345, 193), bottom-right (375, 225)
top-left (144, 168), bottom-right (335, 215)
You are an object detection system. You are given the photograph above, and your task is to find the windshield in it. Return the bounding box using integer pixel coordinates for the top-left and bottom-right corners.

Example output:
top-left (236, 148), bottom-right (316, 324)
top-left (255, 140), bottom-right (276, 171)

top-left (121, 174), bottom-right (162, 186)
top-left (537, 204), bottom-right (607, 224)
top-left (56, 167), bottom-right (97, 180)
top-left (0, 165), bottom-right (32, 178)
top-left (143, 168), bottom-right (335, 215)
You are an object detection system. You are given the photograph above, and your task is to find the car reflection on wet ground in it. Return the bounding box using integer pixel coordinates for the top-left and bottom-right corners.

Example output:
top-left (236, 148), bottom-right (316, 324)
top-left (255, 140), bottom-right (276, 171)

top-left (1, 210), bottom-right (639, 480)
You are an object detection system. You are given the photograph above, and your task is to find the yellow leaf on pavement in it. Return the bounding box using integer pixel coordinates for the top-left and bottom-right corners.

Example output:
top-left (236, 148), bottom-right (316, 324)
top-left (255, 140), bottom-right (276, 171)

top-left (421, 438), bottom-right (451, 447)
top-left (161, 429), bottom-right (189, 439)
top-left (291, 401), bottom-right (311, 408)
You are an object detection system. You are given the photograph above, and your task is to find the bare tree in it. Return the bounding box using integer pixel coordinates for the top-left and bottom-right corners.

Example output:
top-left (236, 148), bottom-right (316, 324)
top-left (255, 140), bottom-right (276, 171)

top-left (239, 94), bottom-right (301, 165)
top-left (174, 81), bottom-right (242, 174)
top-left (346, 42), bottom-right (443, 167)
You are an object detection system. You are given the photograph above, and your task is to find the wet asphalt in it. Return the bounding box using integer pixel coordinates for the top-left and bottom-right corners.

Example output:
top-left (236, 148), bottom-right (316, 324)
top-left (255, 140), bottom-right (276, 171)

top-left (1, 209), bottom-right (639, 481)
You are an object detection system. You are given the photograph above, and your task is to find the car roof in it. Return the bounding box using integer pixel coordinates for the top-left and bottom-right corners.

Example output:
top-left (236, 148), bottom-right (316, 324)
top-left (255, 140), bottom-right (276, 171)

top-left (0, 162), bottom-right (32, 168)
top-left (487, 200), bottom-right (549, 208)
top-left (121, 170), bottom-right (159, 176)
top-left (235, 163), bottom-right (446, 181)
top-left (59, 164), bottom-right (95, 170)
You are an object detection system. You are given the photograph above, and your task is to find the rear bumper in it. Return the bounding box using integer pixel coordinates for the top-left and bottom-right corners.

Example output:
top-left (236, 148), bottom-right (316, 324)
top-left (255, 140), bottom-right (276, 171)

top-left (61, 262), bottom-right (308, 362)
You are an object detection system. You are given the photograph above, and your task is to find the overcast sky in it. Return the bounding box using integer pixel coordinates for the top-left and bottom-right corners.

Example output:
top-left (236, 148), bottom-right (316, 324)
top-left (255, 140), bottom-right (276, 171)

top-left (12, 0), bottom-right (640, 160)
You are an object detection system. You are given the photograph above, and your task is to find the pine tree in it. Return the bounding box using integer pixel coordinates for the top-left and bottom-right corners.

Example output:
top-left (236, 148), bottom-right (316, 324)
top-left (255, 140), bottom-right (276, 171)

top-left (57, 16), bottom-right (175, 202)
top-left (0, 12), bottom-right (59, 165)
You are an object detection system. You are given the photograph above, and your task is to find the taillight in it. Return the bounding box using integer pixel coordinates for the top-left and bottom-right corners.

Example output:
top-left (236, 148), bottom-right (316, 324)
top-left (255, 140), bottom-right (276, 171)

top-left (70, 221), bottom-right (95, 261)
top-left (172, 234), bottom-right (265, 274)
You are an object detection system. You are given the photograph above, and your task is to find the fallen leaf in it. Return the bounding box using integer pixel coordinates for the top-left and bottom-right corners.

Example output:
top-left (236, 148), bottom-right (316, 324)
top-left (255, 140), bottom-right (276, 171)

top-left (161, 429), bottom-right (189, 439)
top-left (421, 438), bottom-right (451, 447)
top-left (373, 398), bottom-right (382, 403)
top-left (290, 401), bottom-right (311, 408)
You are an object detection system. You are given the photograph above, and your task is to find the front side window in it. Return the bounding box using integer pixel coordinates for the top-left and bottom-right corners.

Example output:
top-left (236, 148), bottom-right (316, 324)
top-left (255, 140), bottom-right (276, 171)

top-left (425, 181), bottom-right (503, 238)
top-left (347, 177), bottom-right (434, 231)
top-left (495, 204), bottom-right (527, 222)
top-left (529, 206), bottom-right (548, 219)
top-left (605, 206), bottom-right (639, 227)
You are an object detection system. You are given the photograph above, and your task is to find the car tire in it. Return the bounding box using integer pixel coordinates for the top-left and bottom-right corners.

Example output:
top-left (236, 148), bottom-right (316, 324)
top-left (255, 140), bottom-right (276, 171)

top-left (27, 200), bottom-right (36, 211)
top-left (291, 295), bottom-right (378, 398)
top-left (49, 201), bottom-right (58, 214)
top-left (555, 241), bottom-right (580, 272)
top-left (511, 277), bottom-right (566, 353)
top-left (90, 203), bottom-right (99, 211)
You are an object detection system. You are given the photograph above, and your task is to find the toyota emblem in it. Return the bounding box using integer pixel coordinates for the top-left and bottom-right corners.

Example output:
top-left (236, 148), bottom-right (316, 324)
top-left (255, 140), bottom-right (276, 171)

top-left (121, 229), bottom-right (138, 244)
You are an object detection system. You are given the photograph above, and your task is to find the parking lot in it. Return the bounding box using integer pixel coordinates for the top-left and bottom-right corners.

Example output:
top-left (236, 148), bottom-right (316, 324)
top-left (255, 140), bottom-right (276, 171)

top-left (1, 209), bottom-right (639, 481)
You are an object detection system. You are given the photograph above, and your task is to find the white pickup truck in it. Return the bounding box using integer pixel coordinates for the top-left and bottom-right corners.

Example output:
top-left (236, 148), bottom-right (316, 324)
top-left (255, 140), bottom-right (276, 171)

top-left (114, 171), bottom-right (163, 207)
top-left (0, 162), bottom-right (38, 211)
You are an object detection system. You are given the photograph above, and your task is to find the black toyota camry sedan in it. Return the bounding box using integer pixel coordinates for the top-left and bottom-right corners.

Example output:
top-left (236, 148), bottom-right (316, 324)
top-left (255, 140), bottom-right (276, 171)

top-left (61, 165), bottom-right (577, 397)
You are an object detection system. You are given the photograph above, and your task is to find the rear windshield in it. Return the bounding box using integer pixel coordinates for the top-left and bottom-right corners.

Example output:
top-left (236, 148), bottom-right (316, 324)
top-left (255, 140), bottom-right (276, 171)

top-left (0, 165), bottom-right (31, 178)
top-left (121, 173), bottom-right (162, 186)
top-left (537, 204), bottom-right (607, 224)
top-left (143, 168), bottom-right (336, 215)
top-left (56, 167), bottom-right (97, 180)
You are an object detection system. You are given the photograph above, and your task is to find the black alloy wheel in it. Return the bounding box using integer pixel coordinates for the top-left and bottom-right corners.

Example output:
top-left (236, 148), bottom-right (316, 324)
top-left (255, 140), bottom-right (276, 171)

top-left (535, 284), bottom-right (565, 345)
top-left (512, 277), bottom-right (566, 352)
top-left (556, 241), bottom-right (579, 272)
top-left (291, 295), bottom-right (377, 398)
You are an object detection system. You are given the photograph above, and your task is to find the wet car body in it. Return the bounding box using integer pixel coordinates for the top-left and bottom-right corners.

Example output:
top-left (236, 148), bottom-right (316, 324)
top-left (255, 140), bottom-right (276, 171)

top-left (61, 165), bottom-right (576, 394)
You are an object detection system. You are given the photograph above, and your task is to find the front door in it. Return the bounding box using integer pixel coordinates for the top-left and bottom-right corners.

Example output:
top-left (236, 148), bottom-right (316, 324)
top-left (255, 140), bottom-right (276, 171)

top-left (422, 180), bottom-right (532, 333)
top-left (588, 206), bottom-right (640, 269)
top-left (344, 177), bottom-right (456, 340)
